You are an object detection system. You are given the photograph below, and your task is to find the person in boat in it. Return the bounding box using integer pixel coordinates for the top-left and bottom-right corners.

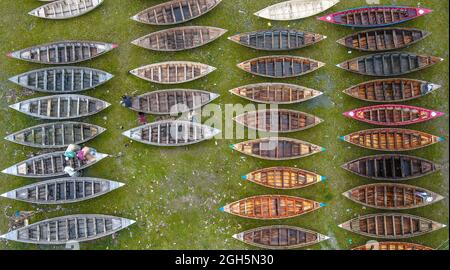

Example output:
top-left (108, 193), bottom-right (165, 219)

top-left (76, 146), bottom-right (98, 163)
top-left (64, 144), bottom-right (80, 160)
top-left (120, 95), bottom-right (133, 108)
top-left (64, 165), bottom-right (80, 177)
top-left (138, 112), bottom-right (147, 125)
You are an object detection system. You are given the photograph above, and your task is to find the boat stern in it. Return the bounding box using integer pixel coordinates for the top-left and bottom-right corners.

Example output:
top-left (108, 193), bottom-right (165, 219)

top-left (109, 180), bottom-right (126, 190)
top-left (2, 165), bottom-right (18, 176)
top-left (4, 134), bottom-right (15, 143)
top-left (416, 7), bottom-right (433, 17)
top-left (0, 230), bottom-right (18, 242)
top-left (122, 130), bottom-right (133, 139)
top-left (121, 218), bottom-right (136, 229)
top-left (317, 14), bottom-right (336, 24)
top-left (227, 34), bottom-right (241, 44)
top-left (1, 190), bottom-right (17, 200)
top-left (429, 110), bottom-right (445, 119)
top-left (232, 232), bottom-right (244, 241)
top-left (209, 92), bottom-right (220, 101)
top-left (253, 9), bottom-right (270, 20)
top-left (8, 102), bottom-right (23, 113)
top-left (317, 234), bottom-right (331, 243)
top-left (6, 50), bottom-right (22, 60)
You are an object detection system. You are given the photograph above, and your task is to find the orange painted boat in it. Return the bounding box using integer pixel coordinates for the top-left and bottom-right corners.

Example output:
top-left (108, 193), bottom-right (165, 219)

top-left (352, 242), bottom-right (434, 250)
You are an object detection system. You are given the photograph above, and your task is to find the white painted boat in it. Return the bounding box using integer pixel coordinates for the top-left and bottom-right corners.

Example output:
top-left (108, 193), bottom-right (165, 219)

top-left (255, 0), bottom-right (340, 21)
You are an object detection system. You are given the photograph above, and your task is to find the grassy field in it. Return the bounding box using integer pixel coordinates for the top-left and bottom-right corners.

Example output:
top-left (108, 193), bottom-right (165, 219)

top-left (0, 0), bottom-right (448, 250)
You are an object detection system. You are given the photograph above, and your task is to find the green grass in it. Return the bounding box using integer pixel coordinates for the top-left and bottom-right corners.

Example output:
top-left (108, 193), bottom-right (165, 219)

top-left (0, 0), bottom-right (448, 250)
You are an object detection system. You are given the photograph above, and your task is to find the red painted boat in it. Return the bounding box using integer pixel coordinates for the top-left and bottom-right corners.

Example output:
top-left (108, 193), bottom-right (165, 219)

top-left (343, 105), bottom-right (444, 126)
top-left (318, 6), bottom-right (432, 28)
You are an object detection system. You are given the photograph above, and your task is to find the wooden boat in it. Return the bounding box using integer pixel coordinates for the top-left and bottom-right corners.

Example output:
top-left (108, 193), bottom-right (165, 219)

top-left (342, 154), bottom-right (441, 181)
top-left (9, 67), bottom-right (114, 93)
top-left (238, 56), bottom-right (324, 78)
top-left (10, 94), bottom-right (110, 120)
top-left (337, 28), bottom-right (431, 52)
top-left (242, 167), bottom-right (325, 190)
top-left (122, 120), bottom-right (220, 146)
top-left (132, 26), bottom-right (226, 51)
top-left (352, 242), bottom-right (433, 250)
top-left (130, 61), bottom-right (215, 84)
top-left (338, 213), bottom-right (446, 239)
top-left (0, 214), bottom-right (135, 244)
top-left (343, 183), bottom-right (443, 210)
top-left (29, 0), bottom-right (103, 19)
top-left (129, 89), bottom-right (219, 115)
top-left (8, 41), bottom-right (117, 64)
top-left (5, 122), bottom-right (106, 148)
top-left (220, 195), bottom-right (325, 220)
top-left (234, 109), bottom-right (323, 133)
top-left (229, 83), bottom-right (323, 104)
top-left (337, 52), bottom-right (443, 76)
top-left (131, 0), bottom-right (222, 25)
top-left (340, 128), bottom-right (444, 152)
top-left (228, 29), bottom-right (326, 51)
top-left (2, 151), bottom-right (108, 179)
top-left (343, 79), bottom-right (441, 103)
top-left (233, 225), bottom-right (330, 249)
top-left (318, 6), bottom-right (433, 27)
top-left (255, 0), bottom-right (340, 21)
top-left (343, 105), bottom-right (444, 126)
top-left (1, 177), bottom-right (124, 205)
top-left (230, 137), bottom-right (325, 160)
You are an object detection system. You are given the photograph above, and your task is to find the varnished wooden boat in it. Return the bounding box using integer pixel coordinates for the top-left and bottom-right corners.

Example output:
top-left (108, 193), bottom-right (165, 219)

top-left (343, 79), bottom-right (441, 103)
top-left (1, 177), bottom-right (124, 205)
top-left (2, 151), bottom-right (108, 179)
top-left (338, 213), bottom-right (446, 239)
top-left (10, 94), bottom-right (110, 120)
top-left (132, 26), bottom-right (226, 52)
top-left (352, 242), bottom-right (433, 250)
top-left (340, 128), bottom-right (444, 151)
top-left (234, 109), bottom-right (323, 133)
top-left (342, 154), bottom-right (441, 181)
top-left (8, 41), bottom-right (117, 64)
top-left (337, 28), bottom-right (431, 52)
top-left (238, 56), bottom-right (324, 78)
top-left (242, 167), bottom-right (325, 190)
top-left (9, 67), bottom-right (114, 93)
top-left (229, 83), bottom-right (323, 104)
top-left (5, 122), bottom-right (106, 148)
top-left (255, 0), bottom-right (340, 21)
top-left (220, 195), bottom-right (325, 220)
top-left (343, 183), bottom-right (443, 210)
top-left (130, 89), bottom-right (219, 115)
top-left (122, 120), bottom-right (220, 146)
top-left (0, 214), bottom-right (135, 244)
top-left (318, 6), bottom-right (432, 27)
top-left (228, 29), bottom-right (326, 51)
top-left (233, 225), bottom-right (330, 249)
top-left (230, 137), bottom-right (325, 160)
top-left (130, 61), bottom-right (215, 84)
top-left (131, 0), bottom-right (222, 25)
top-left (29, 0), bottom-right (103, 19)
top-left (343, 105), bottom-right (444, 126)
top-left (337, 52), bottom-right (443, 76)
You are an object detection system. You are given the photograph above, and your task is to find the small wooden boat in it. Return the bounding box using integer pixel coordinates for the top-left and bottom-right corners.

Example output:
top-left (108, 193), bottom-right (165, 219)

top-left (132, 26), bottom-right (226, 52)
top-left (343, 105), bottom-right (444, 126)
top-left (5, 122), bottom-right (106, 148)
top-left (29, 0), bottom-right (103, 19)
top-left (8, 41), bottom-right (117, 64)
top-left (343, 183), bottom-right (443, 210)
top-left (129, 89), bottom-right (219, 115)
top-left (1, 177), bottom-right (124, 205)
top-left (233, 225), bottom-right (330, 249)
top-left (352, 242), bottom-right (434, 250)
top-left (230, 137), bottom-right (325, 160)
top-left (255, 0), bottom-right (340, 21)
top-left (234, 109), bottom-right (323, 133)
top-left (238, 55), bottom-right (324, 78)
top-left (229, 83), bottom-right (323, 104)
top-left (228, 29), bottom-right (326, 51)
top-left (337, 28), bottom-right (431, 52)
top-left (242, 167), bottom-right (325, 190)
top-left (318, 6), bottom-right (433, 27)
top-left (10, 95), bottom-right (110, 120)
top-left (337, 52), bottom-right (443, 76)
top-left (130, 61), bottom-right (215, 84)
top-left (2, 151), bottom-right (108, 179)
top-left (343, 79), bottom-right (441, 103)
top-left (0, 214), bottom-right (135, 244)
top-left (220, 195), bottom-right (325, 220)
top-left (9, 67), bottom-right (114, 93)
top-left (131, 0), bottom-right (222, 25)
top-left (338, 213), bottom-right (446, 239)
top-left (122, 120), bottom-right (220, 146)
top-left (342, 155), bottom-right (441, 181)
top-left (340, 128), bottom-right (444, 152)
